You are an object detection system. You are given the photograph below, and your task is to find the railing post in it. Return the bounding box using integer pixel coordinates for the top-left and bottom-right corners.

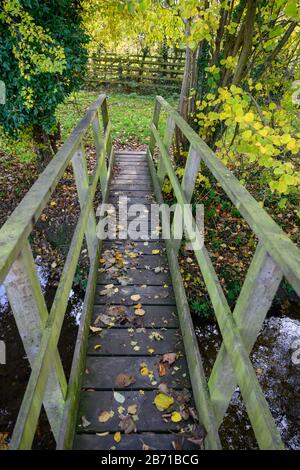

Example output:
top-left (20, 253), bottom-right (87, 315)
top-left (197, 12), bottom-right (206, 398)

top-left (100, 98), bottom-right (113, 160)
top-left (92, 112), bottom-right (108, 194)
top-left (148, 98), bottom-right (161, 158)
top-left (72, 143), bottom-right (98, 261)
top-left (172, 145), bottom-right (202, 253)
top-left (3, 241), bottom-right (66, 440)
top-left (158, 114), bottom-right (175, 185)
top-left (208, 242), bottom-right (283, 428)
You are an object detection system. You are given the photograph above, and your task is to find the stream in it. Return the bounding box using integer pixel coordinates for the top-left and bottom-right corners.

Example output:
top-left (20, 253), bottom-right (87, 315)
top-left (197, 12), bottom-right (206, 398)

top-left (0, 265), bottom-right (299, 449)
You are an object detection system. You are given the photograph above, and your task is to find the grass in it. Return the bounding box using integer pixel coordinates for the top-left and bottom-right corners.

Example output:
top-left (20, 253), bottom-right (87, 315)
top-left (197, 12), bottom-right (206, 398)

top-left (0, 90), bottom-right (179, 164)
top-left (56, 90), bottom-right (178, 145)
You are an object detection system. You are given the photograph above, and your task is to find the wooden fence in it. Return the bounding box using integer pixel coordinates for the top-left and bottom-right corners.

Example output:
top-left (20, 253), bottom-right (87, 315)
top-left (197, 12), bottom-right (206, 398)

top-left (85, 52), bottom-right (185, 90)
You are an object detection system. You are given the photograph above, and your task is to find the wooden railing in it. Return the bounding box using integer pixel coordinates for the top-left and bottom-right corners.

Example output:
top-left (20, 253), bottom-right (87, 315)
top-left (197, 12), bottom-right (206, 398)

top-left (0, 94), bottom-right (114, 449)
top-left (86, 52), bottom-right (185, 90)
top-left (147, 96), bottom-right (300, 450)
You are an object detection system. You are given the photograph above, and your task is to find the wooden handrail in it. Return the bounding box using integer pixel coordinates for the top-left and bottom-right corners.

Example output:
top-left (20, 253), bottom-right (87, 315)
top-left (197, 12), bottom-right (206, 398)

top-left (155, 96), bottom-right (300, 297)
top-left (1, 94), bottom-right (114, 449)
top-left (147, 96), bottom-right (300, 450)
top-left (0, 94), bottom-right (107, 285)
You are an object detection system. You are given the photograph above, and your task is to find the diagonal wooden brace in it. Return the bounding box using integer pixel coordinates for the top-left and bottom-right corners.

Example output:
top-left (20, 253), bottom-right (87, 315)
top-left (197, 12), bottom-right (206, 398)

top-left (4, 241), bottom-right (67, 440)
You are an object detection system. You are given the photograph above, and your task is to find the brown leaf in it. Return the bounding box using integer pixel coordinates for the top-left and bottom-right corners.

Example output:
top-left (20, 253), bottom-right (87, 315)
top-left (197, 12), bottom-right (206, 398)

top-left (172, 437), bottom-right (184, 450)
top-left (162, 352), bottom-right (177, 365)
top-left (158, 363), bottom-right (167, 377)
top-left (115, 373), bottom-right (136, 388)
top-left (119, 415), bottom-right (137, 434)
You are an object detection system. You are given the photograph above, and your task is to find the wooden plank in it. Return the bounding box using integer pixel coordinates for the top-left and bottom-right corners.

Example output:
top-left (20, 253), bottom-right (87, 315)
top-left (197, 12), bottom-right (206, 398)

top-left (83, 356), bottom-right (190, 390)
top-left (102, 240), bottom-right (166, 255)
top-left (73, 433), bottom-right (199, 451)
top-left (76, 391), bottom-right (193, 433)
top-left (93, 305), bottom-right (179, 329)
top-left (98, 268), bottom-right (170, 286)
top-left (110, 184), bottom-right (153, 191)
top-left (94, 285), bottom-right (175, 306)
top-left (173, 146), bottom-right (202, 252)
top-left (87, 328), bottom-right (183, 356)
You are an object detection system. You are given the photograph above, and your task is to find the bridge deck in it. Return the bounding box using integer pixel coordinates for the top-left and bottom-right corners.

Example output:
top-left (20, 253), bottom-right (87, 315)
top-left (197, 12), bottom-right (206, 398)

top-left (73, 151), bottom-right (197, 450)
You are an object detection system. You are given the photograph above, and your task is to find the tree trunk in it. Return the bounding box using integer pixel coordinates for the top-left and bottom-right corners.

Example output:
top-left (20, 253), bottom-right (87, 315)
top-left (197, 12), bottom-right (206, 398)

top-left (175, 20), bottom-right (199, 162)
top-left (32, 124), bottom-right (54, 170)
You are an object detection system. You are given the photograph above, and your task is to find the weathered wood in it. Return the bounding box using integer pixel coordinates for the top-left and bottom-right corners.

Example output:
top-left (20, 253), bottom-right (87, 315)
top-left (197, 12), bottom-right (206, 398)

top-left (208, 242), bottom-right (283, 428)
top-left (83, 356), bottom-right (190, 390)
top-left (92, 116), bottom-right (109, 194)
top-left (0, 94), bottom-right (106, 284)
top-left (147, 149), bottom-right (222, 450)
top-left (73, 433), bottom-right (199, 451)
top-left (87, 328), bottom-right (183, 356)
top-left (10, 116), bottom-right (111, 449)
top-left (72, 143), bottom-right (98, 261)
top-left (94, 285), bottom-right (175, 306)
top-left (152, 126), bottom-right (284, 448)
top-left (156, 96), bottom-right (300, 297)
top-left (77, 391), bottom-right (193, 433)
top-left (93, 305), bottom-right (179, 329)
top-left (4, 241), bottom-right (66, 440)
top-left (158, 115), bottom-right (175, 185)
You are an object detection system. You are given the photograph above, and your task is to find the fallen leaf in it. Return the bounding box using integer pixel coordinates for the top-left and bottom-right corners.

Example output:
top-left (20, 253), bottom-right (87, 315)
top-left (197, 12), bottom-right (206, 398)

top-left (152, 249), bottom-right (160, 255)
top-left (140, 366), bottom-right (149, 376)
top-left (119, 415), bottom-right (137, 434)
top-left (115, 373), bottom-right (136, 387)
top-left (94, 344), bottom-right (102, 350)
top-left (171, 411), bottom-right (182, 423)
top-left (162, 352), bottom-right (177, 365)
top-left (154, 393), bottom-right (174, 411)
top-left (89, 326), bottom-right (102, 333)
top-left (159, 363), bottom-right (167, 377)
top-left (114, 391), bottom-right (126, 404)
top-left (98, 410), bottom-right (114, 423)
top-left (96, 432), bottom-right (109, 437)
top-left (131, 294), bottom-right (141, 302)
top-left (81, 416), bottom-right (91, 428)
top-left (128, 404), bottom-right (138, 415)
top-left (135, 308), bottom-right (145, 316)
top-left (114, 432), bottom-right (122, 443)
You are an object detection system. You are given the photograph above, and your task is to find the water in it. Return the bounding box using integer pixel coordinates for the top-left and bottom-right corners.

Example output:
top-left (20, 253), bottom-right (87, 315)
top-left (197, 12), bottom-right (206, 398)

top-left (0, 264), bottom-right (299, 449)
top-left (0, 264), bottom-right (83, 448)
top-left (195, 303), bottom-right (300, 449)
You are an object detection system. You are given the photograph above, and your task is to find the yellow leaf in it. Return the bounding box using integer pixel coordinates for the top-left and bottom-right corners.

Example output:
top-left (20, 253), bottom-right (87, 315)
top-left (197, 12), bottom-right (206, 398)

top-left (140, 366), bottom-right (149, 376)
top-left (98, 410), bottom-right (113, 423)
top-left (171, 411), bottom-right (182, 423)
top-left (154, 393), bottom-right (174, 411)
top-left (152, 249), bottom-right (160, 255)
top-left (114, 432), bottom-right (122, 443)
top-left (135, 308), bottom-right (145, 316)
top-left (131, 294), bottom-right (141, 302)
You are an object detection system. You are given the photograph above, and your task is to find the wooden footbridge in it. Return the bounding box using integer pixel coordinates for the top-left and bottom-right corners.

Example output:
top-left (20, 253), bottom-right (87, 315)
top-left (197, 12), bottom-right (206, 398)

top-left (0, 95), bottom-right (299, 450)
